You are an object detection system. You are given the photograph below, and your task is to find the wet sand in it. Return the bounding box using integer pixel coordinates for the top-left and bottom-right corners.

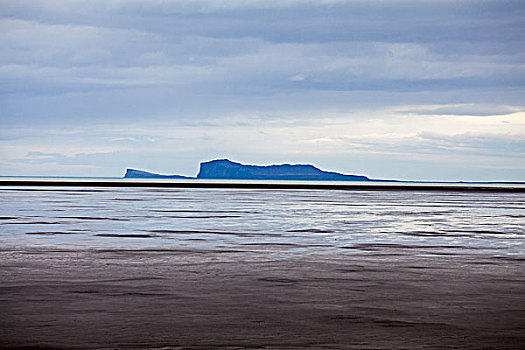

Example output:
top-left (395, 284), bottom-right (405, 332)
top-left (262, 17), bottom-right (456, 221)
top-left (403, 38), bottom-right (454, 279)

top-left (1, 248), bottom-right (524, 349)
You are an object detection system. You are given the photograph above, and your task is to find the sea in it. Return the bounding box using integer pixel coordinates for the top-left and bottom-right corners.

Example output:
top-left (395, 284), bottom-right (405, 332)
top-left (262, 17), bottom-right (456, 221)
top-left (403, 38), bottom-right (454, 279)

top-left (1, 180), bottom-right (524, 258)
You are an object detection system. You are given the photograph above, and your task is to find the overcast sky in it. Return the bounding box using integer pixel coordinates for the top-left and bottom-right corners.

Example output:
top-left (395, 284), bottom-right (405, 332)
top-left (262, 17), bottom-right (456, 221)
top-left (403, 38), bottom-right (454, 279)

top-left (1, 0), bottom-right (524, 181)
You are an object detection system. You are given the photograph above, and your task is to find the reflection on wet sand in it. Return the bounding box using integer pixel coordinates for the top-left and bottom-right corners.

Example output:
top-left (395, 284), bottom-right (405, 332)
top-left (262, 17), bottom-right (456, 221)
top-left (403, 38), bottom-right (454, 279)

top-left (0, 187), bottom-right (523, 349)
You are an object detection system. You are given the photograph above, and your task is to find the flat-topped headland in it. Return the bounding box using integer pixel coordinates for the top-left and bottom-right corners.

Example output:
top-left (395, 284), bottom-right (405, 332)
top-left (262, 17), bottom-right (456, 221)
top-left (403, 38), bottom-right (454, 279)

top-left (197, 159), bottom-right (370, 181)
top-left (125, 158), bottom-right (369, 181)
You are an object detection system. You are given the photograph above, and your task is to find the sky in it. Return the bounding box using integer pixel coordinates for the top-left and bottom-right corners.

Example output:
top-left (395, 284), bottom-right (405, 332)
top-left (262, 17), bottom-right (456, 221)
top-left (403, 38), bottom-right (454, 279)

top-left (1, 0), bottom-right (524, 181)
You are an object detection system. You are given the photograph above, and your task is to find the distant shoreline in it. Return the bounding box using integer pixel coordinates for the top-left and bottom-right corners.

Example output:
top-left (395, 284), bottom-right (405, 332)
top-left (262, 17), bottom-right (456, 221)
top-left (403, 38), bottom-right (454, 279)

top-left (1, 178), bottom-right (524, 192)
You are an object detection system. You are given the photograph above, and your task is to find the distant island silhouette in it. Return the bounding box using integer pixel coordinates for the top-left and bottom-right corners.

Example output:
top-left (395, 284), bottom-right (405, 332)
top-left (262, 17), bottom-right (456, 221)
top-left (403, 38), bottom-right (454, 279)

top-left (124, 159), bottom-right (370, 181)
top-left (124, 169), bottom-right (192, 179)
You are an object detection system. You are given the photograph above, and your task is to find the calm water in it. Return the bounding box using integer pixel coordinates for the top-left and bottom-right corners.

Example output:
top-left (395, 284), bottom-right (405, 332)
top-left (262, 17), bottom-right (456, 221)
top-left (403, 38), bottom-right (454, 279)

top-left (1, 186), bottom-right (523, 259)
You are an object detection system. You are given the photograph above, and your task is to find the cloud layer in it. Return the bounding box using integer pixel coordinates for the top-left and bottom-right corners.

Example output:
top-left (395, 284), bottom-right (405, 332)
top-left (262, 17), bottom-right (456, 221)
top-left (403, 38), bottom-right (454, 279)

top-left (1, 0), bottom-right (524, 180)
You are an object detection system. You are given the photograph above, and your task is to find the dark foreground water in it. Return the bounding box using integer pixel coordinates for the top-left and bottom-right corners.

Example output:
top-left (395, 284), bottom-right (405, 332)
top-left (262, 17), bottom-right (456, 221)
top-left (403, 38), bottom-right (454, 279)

top-left (0, 187), bottom-right (524, 349)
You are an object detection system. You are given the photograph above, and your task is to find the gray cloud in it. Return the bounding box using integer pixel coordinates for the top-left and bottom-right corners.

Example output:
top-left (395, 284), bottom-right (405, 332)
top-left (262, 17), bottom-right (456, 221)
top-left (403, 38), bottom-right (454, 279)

top-left (398, 104), bottom-right (522, 117)
top-left (1, 0), bottom-right (524, 180)
top-left (2, 0), bottom-right (523, 99)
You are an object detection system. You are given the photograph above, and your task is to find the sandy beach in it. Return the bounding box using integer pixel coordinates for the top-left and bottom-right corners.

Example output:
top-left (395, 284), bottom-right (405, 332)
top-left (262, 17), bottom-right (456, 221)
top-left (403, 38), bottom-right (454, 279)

top-left (1, 187), bottom-right (524, 349)
top-left (1, 247), bottom-right (523, 349)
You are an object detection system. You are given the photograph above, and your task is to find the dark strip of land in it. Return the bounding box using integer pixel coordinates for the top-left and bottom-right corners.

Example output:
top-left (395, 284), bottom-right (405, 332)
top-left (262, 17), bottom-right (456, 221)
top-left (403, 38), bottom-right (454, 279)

top-left (1, 179), bottom-right (524, 192)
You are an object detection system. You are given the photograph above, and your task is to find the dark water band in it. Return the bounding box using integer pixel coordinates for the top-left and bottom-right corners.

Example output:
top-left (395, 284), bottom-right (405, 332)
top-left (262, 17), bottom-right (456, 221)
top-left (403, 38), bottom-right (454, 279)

top-left (1, 179), bottom-right (524, 192)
